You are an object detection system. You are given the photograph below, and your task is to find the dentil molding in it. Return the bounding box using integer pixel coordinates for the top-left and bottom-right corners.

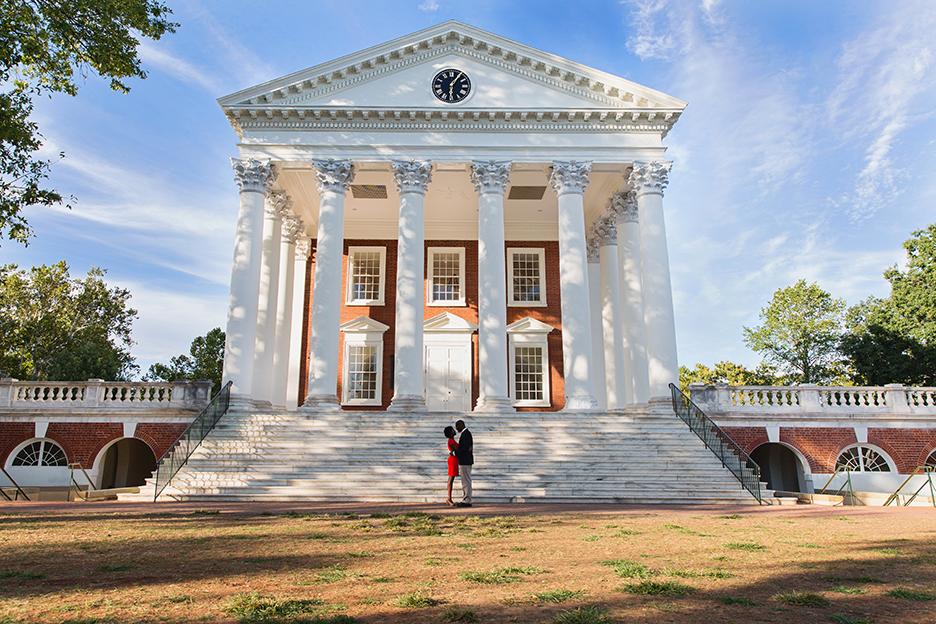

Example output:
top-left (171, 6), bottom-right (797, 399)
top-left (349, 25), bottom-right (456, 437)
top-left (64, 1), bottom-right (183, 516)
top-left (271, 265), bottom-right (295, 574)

top-left (392, 160), bottom-right (433, 195)
top-left (231, 158), bottom-right (276, 194)
top-left (470, 160), bottom-right (511, 195)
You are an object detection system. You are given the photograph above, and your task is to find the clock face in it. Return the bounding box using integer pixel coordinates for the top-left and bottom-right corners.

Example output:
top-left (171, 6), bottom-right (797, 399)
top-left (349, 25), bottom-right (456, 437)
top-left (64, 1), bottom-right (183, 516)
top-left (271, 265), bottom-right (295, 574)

top-left (432, 69), bottom-right (471, 103)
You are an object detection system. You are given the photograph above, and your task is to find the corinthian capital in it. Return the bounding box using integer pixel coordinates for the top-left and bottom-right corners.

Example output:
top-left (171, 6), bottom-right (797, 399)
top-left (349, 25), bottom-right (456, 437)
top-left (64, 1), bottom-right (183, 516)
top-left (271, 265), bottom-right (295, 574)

top-left (232, 158), bottom-right (276, 194)
top-left (628, 161), bottom-right (671, 197)
top-left (549, 160), bottom-right (592, 196)
top-left (282, 215), bottom-right (304, 244)
top-left (295, 237), bottom-right (312, 261)
top-left (586, 234), bottom-right (600, 263)
top-left (312, 159), bottom-right (354, 194)
top-left (608, 191), bottom-right (639, 223)
top-left (392, 160), bottom-right (433, 195)
top-left (591, 215), bottom-right (618, 247)
top-left (470, 160), bottom-right (511, 195)
top-left (265, 190), bottom-right (293, 219)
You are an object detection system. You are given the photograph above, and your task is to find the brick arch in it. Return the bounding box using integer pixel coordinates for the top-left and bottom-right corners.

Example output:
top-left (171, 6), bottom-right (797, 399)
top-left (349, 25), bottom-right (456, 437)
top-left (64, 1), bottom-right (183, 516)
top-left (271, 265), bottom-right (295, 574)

top-left (778, 428), bottom-right (857, 473)
top-left (90, 435), bottom-right (159, 473)
top-left (0, 423), bottom-right (36, 466)
top-left (134, 423), bottom-right (188, 459)
top-left (45, 423), bottom-right (122, 468)
top-left (719, 427), bottom-right (768, 455)
top-left (917, 439), bottom-right (936, 469)
top-left (866, 434), bottom-right (909, 474)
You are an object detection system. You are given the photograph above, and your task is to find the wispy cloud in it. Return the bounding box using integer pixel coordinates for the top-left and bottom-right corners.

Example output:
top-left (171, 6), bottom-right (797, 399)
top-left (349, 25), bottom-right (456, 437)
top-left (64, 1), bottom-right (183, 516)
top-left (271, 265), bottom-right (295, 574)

top-left (137, 40), bottom-right (224, 93)
top-left (418, 0), bottom-right (440, 11)
top-left (622, 0), bottom-right (682, 61)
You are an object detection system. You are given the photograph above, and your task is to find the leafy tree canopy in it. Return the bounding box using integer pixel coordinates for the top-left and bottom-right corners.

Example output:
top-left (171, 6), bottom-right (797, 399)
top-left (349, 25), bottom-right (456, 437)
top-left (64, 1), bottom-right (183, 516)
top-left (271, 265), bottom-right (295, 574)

top-left (144, 327), bottom-right (225, 394)
top-left (0, 261), bottom-right (138, 380)
top-left (742, 279), bottom-right (847, 385)
top-left (679, 360), bottom-right (782, 391)
top-left (0, 0), bottom-right (177, 244)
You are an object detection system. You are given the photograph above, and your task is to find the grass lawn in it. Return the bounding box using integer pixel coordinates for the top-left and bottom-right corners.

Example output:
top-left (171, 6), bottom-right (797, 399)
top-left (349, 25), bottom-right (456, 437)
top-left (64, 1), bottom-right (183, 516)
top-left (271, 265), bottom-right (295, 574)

top-left (0, 503), bottom-right (934, 623)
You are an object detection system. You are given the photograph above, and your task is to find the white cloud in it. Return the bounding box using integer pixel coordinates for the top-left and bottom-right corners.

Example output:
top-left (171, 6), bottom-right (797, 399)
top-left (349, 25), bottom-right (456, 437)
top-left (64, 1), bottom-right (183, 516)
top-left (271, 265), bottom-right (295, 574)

top-left (137, 40), bottom-right (225, 93)
top-left (418, 0), bottom-right (440, 11)
top-left (622, 0), bottom-right (682, 61)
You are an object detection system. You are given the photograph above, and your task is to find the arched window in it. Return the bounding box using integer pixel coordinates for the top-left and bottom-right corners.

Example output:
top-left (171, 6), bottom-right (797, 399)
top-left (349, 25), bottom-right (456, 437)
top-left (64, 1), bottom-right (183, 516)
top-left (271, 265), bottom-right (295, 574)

top-left (925, 450), bottom-right (936, 470)
top-left (12, 440), bottom-right (67, 467)
top-left (835, 445), bottom-right (892, 473)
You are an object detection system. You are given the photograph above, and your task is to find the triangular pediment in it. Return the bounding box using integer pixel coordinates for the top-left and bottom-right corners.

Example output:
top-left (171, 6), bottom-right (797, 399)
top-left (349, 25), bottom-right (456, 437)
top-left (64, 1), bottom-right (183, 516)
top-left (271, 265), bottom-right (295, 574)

top-left (423, 312), bottom-right (478, 333)
top-left (339, 316), bottom-right (390, 334)
top-left (506, 317), bottom-right (555, 334)
top-left (219, 21), bottom-right (686, 115)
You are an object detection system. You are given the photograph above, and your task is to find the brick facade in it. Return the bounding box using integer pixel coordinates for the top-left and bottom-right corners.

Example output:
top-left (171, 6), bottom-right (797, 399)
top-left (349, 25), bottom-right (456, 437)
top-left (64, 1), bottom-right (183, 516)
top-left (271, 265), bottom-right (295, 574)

top-left (135, 423), bottom-right (189, 460)
top-left (720, 426), bottom-right (768, 455)
top-left (0, 422), bottom-right (35, 466)
top-left (45, 423), bottom-right (124, 468)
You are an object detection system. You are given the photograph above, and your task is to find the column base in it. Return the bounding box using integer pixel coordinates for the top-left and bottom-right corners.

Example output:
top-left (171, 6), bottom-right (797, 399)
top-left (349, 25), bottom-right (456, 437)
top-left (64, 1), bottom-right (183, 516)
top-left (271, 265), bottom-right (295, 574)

top-left (474, 396), bottom-right (515, 412)
top-left (562, 395), bottom-right (600, 411)
top-left (298, 394), bottom-right (342, 413)
top-left (388, 394), bottom-right (427, 412)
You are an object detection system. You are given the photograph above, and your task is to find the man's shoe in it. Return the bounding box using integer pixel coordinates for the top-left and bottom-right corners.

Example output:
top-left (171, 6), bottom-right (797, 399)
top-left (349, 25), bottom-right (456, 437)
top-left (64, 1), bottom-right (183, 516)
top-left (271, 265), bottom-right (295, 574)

top-left (456, 502), bottom-right (472, 507)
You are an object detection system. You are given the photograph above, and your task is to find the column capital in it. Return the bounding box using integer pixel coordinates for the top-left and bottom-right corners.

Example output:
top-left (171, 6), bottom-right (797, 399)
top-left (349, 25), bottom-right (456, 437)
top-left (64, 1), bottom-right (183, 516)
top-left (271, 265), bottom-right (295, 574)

top-left (282, 215), bottom-right (304, 244)
top-left (628, 161), bottom-right (671, 197)
top-left (549, 160), bottom-right (592, 196)
top-left (392, 160), bottom-right (433, 194)
top-left (295, 237), bottom-right (311, 261)
top-left (232, 158), bottom-right (276, 194)
top-left (265, 189), bottom-right (293, 219)
top-left (586, 235), bottom-right (600, 263)
top-left (312, 159), bottom-right (354, 194)
top-left (591, 214), bottom-right (618, 247)
top-left (608, 190), bottom-right (639, 223)
top-left (470, 160), bottom-right (511, 195)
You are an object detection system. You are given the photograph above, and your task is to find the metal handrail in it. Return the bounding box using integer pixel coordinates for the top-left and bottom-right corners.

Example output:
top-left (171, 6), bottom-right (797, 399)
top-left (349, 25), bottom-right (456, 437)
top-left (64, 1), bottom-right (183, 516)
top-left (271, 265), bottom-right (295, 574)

top-left (884, 466), bottom-right (936, 507)
top-left (0, 466), bottom-right (29, 501)
top-left (68, 463), bottom-right (97, 502)
top-left (152, 381), bottom-right (232, 501)
top-left (669, 383), bottom-right (763, 504)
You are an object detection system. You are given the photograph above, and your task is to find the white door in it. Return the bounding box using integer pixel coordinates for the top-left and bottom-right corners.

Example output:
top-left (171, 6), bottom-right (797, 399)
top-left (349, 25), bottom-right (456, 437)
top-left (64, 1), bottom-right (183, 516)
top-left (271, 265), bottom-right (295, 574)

top-left (424, 343), bottom-right (471, 412)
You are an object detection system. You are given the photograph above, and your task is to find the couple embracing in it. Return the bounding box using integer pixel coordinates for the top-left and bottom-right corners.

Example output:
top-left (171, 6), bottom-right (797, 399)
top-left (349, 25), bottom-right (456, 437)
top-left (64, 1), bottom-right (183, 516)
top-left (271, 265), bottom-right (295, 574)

top-left (443, 419), bottom-right (472, 507)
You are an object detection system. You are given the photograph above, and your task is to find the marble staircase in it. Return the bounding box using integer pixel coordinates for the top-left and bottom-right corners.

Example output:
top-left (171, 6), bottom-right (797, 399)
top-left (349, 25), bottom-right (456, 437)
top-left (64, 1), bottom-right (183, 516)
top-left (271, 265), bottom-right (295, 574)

top-left (120, 403), bottom-right (763, 504)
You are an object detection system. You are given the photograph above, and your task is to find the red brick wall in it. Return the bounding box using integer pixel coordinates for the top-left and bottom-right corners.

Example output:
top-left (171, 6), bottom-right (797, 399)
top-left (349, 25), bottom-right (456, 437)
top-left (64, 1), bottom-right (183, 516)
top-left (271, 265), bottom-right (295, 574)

top-left (868, 428), bottom-right (936, 473)
top-left (135, 423), bottom-right (189, 459)
top-left (301, 238), bottom-right (566, 411)
top-left (720, 427), bottom-right (768, 455)
top-left (0, 423), bottom-right (35, 466)
top-left (45, 423), bottom-right (123, 468)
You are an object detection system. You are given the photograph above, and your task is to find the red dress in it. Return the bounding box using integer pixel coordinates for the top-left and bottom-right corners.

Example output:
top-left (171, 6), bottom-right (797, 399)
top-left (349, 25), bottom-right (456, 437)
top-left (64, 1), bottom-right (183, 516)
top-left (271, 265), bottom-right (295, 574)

top-left (447, 439), bottom-right (460, 477)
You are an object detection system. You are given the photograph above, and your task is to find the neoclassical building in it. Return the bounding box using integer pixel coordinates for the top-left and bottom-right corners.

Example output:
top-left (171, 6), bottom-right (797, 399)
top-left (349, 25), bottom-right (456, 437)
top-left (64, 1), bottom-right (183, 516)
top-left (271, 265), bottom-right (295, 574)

top-left (218, 21), bottom-right (685, 414)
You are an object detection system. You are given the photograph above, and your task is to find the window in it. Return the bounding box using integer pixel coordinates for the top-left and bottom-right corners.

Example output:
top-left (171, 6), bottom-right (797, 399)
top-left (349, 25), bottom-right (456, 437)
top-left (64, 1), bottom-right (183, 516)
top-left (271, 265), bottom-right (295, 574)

top-left (346, 247), bottom-right (386, 305)
top-left (12, 440), bottom-right (67, 467)
top-left (835, 445), bottom-right (893, 473)
top-left (427, 247), bottom-right (465, 306)
top-left (507, 248), bottom-right (546, 306)
top-left (340, 316), bottom-right (389, 406)
top-left (507, 317), bottom-right (554, 407)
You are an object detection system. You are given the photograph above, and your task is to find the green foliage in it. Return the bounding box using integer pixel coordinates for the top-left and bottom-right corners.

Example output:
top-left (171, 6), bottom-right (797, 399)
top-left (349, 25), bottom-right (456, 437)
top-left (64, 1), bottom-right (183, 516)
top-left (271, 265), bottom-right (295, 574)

top-left (0, 262), bottom-right (137, 380)
top-left (886, 587), bottom-right (936, 601)
top-left (743, 280), bottom-right (847, 384)
top-left (552, 606), bottom-right (614, 624)
top-left (618, 579), bottom-right (695, 597)
top-left (532, 589), bottom-right (585, 603)
top-left (679, 360), bottom-right (782, 390)
top-left (600, 559), bottom-right (654, 578)
top-left (144, 327), bottom-right (225, 394)
top-left (459, 566), bottom-right (542, 584)
top-left (773, 590), bottom-right (831, 607)
top-left (223, 592), bottom-right (328, 622)
top-left (392, 590), bottom-right (435, 608)
top-left (724, 542), bottom-right (765, 552)
top-left (0, 0), bottom-right (177, 244)
top-left (717, 595), bottom-right (759, 606)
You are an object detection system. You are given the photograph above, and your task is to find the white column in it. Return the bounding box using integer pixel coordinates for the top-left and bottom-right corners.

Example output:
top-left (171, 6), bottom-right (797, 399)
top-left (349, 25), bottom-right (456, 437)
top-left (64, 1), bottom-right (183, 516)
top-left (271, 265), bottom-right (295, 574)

top-left (629, 162), bottom-right (678, 402)
top-left (252, 190), bottom-right (291, 408)
top-left (271, 215), bottom-right (303, 409)
top-left (594, 216), bottom-right (627, 410)
top-left (610, 191), bottom-right (650, 405)
top-left (549, 161), bottom-right (598, 411)
top-left (470, 160), bottom-right (514, 412)
top-left (223, 158), bottom-right (276, 409)
top-left (301, 159), bottom-right (354, 412)
top-left (285, 238), bottom-right (310, 411)
top-left (586, 237), bottom-right (607, 410)
top-left (389, 160), bottom-right (432, 412)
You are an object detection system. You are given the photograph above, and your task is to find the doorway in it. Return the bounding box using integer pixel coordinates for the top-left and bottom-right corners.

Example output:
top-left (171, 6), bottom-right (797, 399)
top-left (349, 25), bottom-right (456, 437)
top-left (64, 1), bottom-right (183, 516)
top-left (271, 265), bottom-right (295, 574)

top-left (750, 443), bottom-right (806, 493)
top-left (99, 438), bottom-right (157, 489)
top-left (425, 342), bottom-right (471, 411)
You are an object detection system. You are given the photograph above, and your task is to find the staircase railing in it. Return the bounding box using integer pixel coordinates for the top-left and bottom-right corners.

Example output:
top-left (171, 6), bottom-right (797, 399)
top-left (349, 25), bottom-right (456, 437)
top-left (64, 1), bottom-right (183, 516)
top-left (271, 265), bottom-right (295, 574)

top-left (669, 383), bottom-right (763, 504)
top-left (884, 466), bottom-right (936, 507)
top-left (0, 466), bottom-right (29, 501)
top-left (68, 463), bottom-right (97, 501)
top-left (153, 381), bottom-right (232, 501)
top-left (819, 467), bottom-right (855, 504)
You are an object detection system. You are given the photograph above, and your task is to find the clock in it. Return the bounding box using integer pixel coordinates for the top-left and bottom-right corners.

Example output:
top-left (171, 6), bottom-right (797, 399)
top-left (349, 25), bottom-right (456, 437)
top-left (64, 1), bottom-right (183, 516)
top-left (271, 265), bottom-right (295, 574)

top-left (432, 69), bottom-right (471, 103)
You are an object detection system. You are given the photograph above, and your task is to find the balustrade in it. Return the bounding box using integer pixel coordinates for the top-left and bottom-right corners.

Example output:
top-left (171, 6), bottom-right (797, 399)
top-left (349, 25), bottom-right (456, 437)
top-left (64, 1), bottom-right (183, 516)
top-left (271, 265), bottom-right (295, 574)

top-left (0, 379), bottom-right (212, 411)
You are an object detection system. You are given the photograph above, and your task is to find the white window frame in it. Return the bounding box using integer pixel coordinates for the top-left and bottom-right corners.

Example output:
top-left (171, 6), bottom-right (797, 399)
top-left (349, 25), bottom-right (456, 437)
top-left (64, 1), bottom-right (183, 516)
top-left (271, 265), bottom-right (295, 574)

top-left (506, 317), bottom-right (554, 408)
top-left (340, 317), bottom-right (389, 406)
top-left (507, 248), bottom-right (547, 307)
top-left (346, 246), bottom-right (386, 306)
top-left (426, 247), bottom-right (466, 307)
top-left (835, 444), bottom-right (896, 473)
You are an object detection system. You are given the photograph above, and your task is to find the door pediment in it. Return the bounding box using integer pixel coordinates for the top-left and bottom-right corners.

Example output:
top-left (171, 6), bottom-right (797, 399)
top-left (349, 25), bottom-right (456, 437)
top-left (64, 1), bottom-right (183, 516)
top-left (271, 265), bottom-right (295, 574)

top-left (424, 312), bottom-right (478, 334)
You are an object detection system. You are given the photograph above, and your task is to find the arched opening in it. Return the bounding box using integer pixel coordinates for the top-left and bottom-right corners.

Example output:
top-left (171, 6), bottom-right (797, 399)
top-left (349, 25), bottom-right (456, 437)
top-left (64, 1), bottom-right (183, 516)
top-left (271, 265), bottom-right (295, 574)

top-left (98, 438), bottom-right (157, 489)
top-left (750, 443), bottom-right (806, 493)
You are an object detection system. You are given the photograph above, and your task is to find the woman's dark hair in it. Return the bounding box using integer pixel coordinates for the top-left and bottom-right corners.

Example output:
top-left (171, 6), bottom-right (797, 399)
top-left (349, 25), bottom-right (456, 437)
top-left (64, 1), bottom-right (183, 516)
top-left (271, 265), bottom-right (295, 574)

top-left (443, 426), bottom-right (456, 438)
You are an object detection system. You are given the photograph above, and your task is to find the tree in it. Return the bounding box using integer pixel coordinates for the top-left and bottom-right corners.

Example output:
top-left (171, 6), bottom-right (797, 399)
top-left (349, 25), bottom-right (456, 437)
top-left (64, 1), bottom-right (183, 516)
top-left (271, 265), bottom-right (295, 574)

top-left (0, 261), bottom-right (138, 380)
top-left (679, 360), bottom-right (782, 391)
top-left (144, 328), bottom-right (225, 394)
top-left (1, 0), bottom-right (177, 244)
top-left (841, 225), bottom-right (936, 386)
top-left (742, 280), bottom-right (847, 384)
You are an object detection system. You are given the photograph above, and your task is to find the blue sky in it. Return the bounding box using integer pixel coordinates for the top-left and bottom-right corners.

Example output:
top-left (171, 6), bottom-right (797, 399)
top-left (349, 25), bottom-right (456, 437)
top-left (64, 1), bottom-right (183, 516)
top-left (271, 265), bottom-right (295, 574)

top-left (5, 0), bottom-right (936, 375)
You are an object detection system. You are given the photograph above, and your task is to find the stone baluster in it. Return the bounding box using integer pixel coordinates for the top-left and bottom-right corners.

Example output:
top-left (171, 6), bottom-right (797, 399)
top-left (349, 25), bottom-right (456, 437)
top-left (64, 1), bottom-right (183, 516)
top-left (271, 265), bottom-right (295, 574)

top-left (471, 160), bottom-right (514, 412)
top-left (549, 160), bottom-right (598, 411)
top-left (302, 159), bottom-right (354, 412)
top-left (389, 160), bottom-right (432, 412)
top-left (271, 215), bottom-right (304, 409)
top-left (223, 158), bottom-right (276, 410)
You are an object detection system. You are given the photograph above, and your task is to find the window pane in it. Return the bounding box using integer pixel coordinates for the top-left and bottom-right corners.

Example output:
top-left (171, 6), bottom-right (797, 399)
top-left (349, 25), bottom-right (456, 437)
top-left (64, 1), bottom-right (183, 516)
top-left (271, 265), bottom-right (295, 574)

top-left (42, 441), bottom-right (67, 467)
top-left (347, 346), bottom-right (378, 400)
top-left (13, 441), bottom-right (42, 466)
top-left (431, 252), bottom-right (460, 302)
top-left (514, 346), bottom-right (544, 401)
top-left (512, 253), bottom-right (541, 302)
top-left (351, 252), bottom-right (381, 301)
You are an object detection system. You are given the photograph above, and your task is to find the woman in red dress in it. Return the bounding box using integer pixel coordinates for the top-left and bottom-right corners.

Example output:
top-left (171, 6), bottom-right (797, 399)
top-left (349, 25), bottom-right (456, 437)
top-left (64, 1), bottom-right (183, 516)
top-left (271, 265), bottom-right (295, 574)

top-left (444, 426), bottom-right (459, 506)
